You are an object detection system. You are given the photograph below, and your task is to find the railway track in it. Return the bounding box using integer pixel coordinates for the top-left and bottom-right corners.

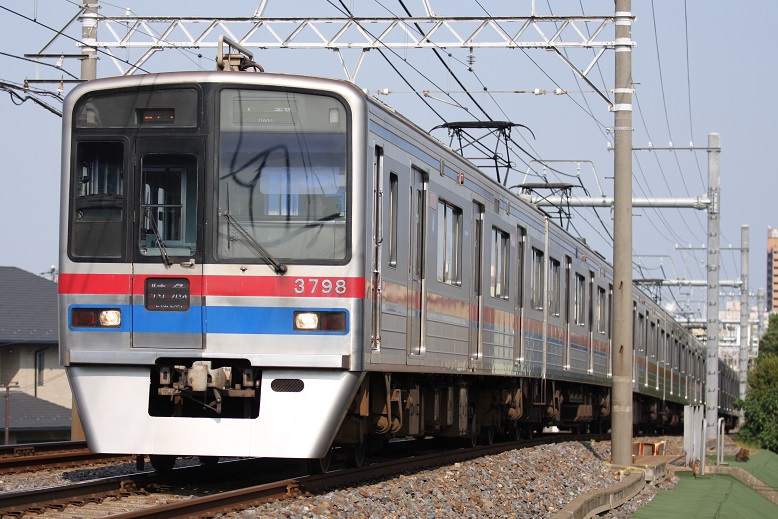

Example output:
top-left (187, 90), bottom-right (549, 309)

top-left (0, 441), bottom-right (132, 475)
top-left (0, 441), bottom-right (87, 458)
top-left (0, 433), bottom-right (608, 518)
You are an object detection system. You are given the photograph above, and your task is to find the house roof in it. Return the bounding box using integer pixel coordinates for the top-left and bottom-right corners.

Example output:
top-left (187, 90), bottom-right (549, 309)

top-left (0, 267), bottom-right (58, 344)
top-left (0, 391), bottom-right (71, 430)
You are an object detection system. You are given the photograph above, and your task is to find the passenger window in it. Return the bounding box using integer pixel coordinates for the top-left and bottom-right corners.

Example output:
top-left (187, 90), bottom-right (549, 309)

top-left (71, 141), bottom-right (125, 259)
top-left (389, 173), bottom-right (398, 268)
top-left (530, 248), bottom-right (544, 310)
top-left (574, 274), bottom-right (586, 325)
top-left (516, 227), bottom-right (525, 306)
top-left (548, 258), bottom-right (561, 316)
top-left (437, 199), bottom-right (462, 285)
top-left (490, 228), bottom-right (510, 299)
top-left (597, 287), bottom-right (607, 334)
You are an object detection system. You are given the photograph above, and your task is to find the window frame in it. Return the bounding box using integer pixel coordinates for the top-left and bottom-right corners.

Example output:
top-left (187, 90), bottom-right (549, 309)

top-left (574, 273), bottom-right (586, 326)
top-left (437, 199), bottom-right (463, 285)
top-left (490, 227), bottom-right (510, 299)
top-left (548, 258), bottom-right (561, 317)
top-left (530, 247), bottom-right (544, 310)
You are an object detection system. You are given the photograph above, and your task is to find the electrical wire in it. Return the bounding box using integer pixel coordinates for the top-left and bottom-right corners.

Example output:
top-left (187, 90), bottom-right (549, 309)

top-left (633, 91), bottom-right (706, 254)
top-left (0, 4), bottom-right (151, 74)
top-left (395, 0), bottom-right (493, 121)
top-left (0, 80), bottom-right (62, 116)
top-left (646, 1), bottom-right (709, 241)
top-left (328, 0), bottom-right (457, 122)
top-left (365, 0), bottom-right (568, 183)
top-left (62, 0), bottom-right (208, 72)
top-left (0, 51), bottom-right (78, 80)
top-left (545, 1), bottom-right (610, 137)
top-left (682, 0), bottom-right (706, 188)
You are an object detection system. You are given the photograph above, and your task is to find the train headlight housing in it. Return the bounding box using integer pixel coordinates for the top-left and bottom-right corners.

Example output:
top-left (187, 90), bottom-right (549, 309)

top-left (99, 309), bottom-right (122, 327)
top-left (294, 312), bottom-right (319, 330)
top-left (71, 308), bottom-right (122, 328)
top-left (294, 311), bottom-right (346, 332)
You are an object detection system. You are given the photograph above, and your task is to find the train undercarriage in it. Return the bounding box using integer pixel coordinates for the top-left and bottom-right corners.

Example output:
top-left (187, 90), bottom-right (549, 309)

top-left (141, 360), bottom-right (688, 473)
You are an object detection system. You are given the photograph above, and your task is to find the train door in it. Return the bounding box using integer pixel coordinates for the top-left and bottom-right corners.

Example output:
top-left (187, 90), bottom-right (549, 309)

top-left (371, 145), bottom-right (384, 351)
top-left (131, 137), bottom-right (204, 350)
top-left (469, 202), bottom-right (485, 362)
top-left (408, 167), bottom-right (427, 357)
top-left (564, 256), bottom-right (572, 369)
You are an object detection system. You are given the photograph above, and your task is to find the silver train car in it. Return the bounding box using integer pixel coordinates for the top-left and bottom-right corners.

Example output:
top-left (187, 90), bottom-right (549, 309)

top-left (58, 70), bottom-right (738, 470)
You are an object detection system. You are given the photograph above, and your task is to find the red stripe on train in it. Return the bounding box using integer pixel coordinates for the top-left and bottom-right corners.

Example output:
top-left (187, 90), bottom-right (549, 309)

top-left (59, 273), bottom-right (366, 298)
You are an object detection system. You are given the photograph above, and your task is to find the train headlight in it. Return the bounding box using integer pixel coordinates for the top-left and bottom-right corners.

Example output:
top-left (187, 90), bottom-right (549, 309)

top-left (294, 311), bottom-right (347, 332)
top-left (99, 309), bottom-right (122, 327)
top-left (71, 308), bottom-right (122, 328)
top-left (294, 312), bottom-right (319, 330)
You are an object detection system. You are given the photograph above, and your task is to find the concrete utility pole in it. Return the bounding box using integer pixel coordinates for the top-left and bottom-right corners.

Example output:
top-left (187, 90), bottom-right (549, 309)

top-left (611, 0), bottom-right (634, 467)
top-left (81, 0), bottom-right (99, 81)
top-left (706, 133), bottom-right (721, 440)
top-left (739, 225), bottom-right (749, 406)
top-left (68, 0), bottom-right (99, 443)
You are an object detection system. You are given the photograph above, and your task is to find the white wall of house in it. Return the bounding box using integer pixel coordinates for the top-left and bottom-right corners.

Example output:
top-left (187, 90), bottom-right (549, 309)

top-left (1, 344), bottom-right (72, 409)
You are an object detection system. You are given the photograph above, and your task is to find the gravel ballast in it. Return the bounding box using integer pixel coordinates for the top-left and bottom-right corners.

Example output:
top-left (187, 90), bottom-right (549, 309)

top-left (0, 435), bottom-right (741, 518)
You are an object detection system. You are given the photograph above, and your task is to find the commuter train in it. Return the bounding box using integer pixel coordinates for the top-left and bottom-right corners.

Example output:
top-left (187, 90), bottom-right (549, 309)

top-left (58, 68), bottom-right (738, 471)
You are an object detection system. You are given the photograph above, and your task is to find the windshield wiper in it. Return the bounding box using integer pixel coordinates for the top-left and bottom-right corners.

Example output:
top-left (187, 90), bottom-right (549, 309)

top-left (223, 212), bottom-right (287, 275)
top-left (147, 212), bottom-right (173, 267)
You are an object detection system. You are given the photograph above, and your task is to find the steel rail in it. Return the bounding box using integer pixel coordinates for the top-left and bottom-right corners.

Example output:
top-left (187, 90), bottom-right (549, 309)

top-left (0, 440), bottom-right (88, 458)
top-left (0, 450), bottom-right (131, 475)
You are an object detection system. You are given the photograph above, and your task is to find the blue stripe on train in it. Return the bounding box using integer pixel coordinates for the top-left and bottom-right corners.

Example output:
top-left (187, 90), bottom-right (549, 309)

top-left (68, 305), bottom-right (349, 335)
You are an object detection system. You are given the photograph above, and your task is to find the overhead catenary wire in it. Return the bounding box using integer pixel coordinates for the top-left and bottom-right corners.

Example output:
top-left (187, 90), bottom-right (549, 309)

top-left (366, 0), bottom-right (575, 184)
top-left (646, 1), bottom-right (711, 258)
top-left (6, 1), bottom-right (738, 314)
top-left (329, 0), bottom-right (457, 122)
top-left (632, 91), bottom-right (707, 257)
top-left (0, 50), bottom-right (78, 80)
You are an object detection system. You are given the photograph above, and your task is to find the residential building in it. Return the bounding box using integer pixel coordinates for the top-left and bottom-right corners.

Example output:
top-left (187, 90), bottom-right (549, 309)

top-left (0, 266), bottom-right (71, 443)
top-left (768, 227), bottom-right (778, 312)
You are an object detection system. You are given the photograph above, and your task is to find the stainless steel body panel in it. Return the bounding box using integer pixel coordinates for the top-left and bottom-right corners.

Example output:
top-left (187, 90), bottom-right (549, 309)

top-left (68, 365), bottom-right (363, 458)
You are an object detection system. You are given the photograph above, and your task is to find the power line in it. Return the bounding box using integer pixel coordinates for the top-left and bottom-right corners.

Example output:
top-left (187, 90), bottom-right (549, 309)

top-left (0, 3), bottom-right (151, 75)
top-left (0, 50), bottom-right (78, 80)
top-left (0, 80), bottom-right (62, 116)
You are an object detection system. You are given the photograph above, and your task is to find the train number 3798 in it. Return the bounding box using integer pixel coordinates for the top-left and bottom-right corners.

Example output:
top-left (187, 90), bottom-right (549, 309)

top-left (293, 278), bottom-right (348, 295)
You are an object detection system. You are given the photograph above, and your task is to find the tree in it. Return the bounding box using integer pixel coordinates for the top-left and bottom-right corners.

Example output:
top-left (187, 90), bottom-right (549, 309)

top-left (736, 356), bottom-right (778, 452)
top-left (736, 316), bottom-right (778, 453)
top-left (759, 314), bottom-right (778, 357)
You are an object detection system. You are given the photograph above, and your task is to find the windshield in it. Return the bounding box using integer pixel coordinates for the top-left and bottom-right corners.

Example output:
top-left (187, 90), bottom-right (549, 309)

top-left (217, 89), bottom-right (349, 263)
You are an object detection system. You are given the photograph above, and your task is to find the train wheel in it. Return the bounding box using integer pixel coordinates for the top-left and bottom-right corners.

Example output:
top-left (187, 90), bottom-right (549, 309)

top-left (344, 442), bottom-right (366, 468)
top-left (308, 447), bottom-right (333, 474)
top-left (483, 426), bottom-right (495, 445)
top-left (150, 454), bottom-right (176, 474)
top-left (198, 456), bottom-right (220, 468)
top-left (523, 425), bottom-right (534, 439)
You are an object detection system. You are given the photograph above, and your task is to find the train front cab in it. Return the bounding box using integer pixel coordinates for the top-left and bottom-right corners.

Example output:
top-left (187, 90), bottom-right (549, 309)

top-left (58, 73), bottom-right (370, 462)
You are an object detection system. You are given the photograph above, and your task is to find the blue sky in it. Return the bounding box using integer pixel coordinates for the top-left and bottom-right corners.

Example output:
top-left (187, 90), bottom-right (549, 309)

top-left (1, 0), bottom-right (775, 319)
